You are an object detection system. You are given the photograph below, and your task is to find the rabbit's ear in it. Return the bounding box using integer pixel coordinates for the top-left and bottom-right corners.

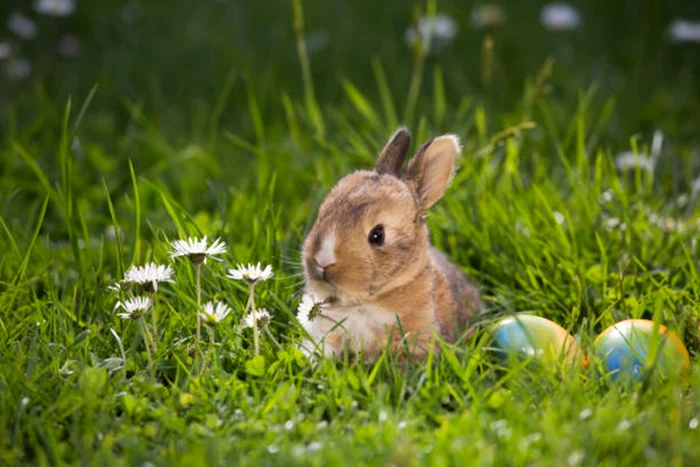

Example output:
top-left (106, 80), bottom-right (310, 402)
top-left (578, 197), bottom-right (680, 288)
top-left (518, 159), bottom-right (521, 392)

top-left (406, 135), bottom-right (461, 210)
top-left (375, 127), bottom-right (411, 175)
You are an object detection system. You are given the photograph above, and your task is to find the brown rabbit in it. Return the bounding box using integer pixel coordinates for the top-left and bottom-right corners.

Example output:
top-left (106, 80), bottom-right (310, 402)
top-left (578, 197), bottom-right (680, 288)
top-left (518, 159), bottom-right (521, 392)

top-left (300, 128), bottom-right (482, 361)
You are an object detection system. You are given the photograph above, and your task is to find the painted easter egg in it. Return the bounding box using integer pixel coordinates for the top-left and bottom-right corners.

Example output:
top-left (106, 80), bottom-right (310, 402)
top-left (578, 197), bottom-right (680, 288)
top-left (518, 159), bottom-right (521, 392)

top-left (592, 319), bottom-right (690, 382)
top-left (488, 315), bottom-right (580, 366)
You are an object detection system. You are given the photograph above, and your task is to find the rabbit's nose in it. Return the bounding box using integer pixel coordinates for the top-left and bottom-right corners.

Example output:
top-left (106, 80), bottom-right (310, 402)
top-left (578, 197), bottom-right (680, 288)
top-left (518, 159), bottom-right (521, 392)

top-left (314, 234), bottom-right (337, 269)
top-left (314, 251), bottom-right (336, 269)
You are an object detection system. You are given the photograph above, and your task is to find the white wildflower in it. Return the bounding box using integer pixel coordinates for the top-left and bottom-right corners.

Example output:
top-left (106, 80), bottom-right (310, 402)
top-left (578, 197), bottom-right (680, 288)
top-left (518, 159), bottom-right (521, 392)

top-left (8, 12), bottom-right (37, 40)
top-left (615, 151), bottom-right (654, 172)
top-left (599, 189), bottom-right (614, 203)
top-left (8, 59), bottom-right (32, 80)
top-left (199, 301), bottom-right (232, 325)
top-left (579, 408), bottom-right (592, 420)
top-left (677, 194), bottom-right (689, 208)
top-left (296, 293), bottom-right (327, 330)
top-left (115, 296), bottom-right (152, 319)
top-left (690, 417), bottom-right (699, 430)
top-left (540, 3), bottom-right (580, 31)
top-left (227, 262), bottom-right (273, 284)
top-left (243, 308), bottom-right (271, 330)
top-left (124, 262), bottom-right (175, 292)
top-left (34, 0), bottom-right (76, 17)
top-left (405, 13), bottom-right (458, 53)
top-left (604, 217), bottom-right (626, 231)
top-left (0, 42), bottom-right (11, 60)
top-left (669, 19), bottom-right (700, 44)
top-left (553, 211), bottom-right (566, 225)
top-left (471, 4), bottom-right (504, 29)
top-left (615, 419), bottom-right (632, 433)
top-left (307, 442), bottom-right (322, 453)
top-left (567, 450), bottom-right (584, 466)
top-left (170, 236), bottom-right (227, 265)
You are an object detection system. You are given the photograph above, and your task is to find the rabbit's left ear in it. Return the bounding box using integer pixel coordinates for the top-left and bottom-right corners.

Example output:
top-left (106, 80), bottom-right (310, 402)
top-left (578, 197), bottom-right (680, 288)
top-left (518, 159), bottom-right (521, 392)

top-left (375, 127), bottom-right (411, 175)
top-left (406, 135), bottom-right (461, 210)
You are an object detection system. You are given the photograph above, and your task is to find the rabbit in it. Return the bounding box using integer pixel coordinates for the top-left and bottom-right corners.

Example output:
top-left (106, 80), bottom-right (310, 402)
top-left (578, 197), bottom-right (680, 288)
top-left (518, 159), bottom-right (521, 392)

top-left (300, 127), bottom-right (482, 362)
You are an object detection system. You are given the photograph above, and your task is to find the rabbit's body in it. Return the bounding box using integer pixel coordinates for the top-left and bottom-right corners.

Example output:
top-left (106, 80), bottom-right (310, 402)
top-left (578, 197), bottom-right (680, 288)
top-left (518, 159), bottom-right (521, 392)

top-left (301, 128), bottom-right (482, 361)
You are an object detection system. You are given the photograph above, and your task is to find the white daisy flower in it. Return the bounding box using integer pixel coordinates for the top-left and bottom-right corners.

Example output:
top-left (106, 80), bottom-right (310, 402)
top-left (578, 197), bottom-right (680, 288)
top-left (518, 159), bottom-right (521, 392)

top-left (34, 0), bottom-right (76, 17)
top-left (124, 262), bottom-right (175, 292)
top-left (614, 151), bottom-right (655, 172)
top-left (540, 3), bottom-right (581, 31)
top-left (8, 59), bottom-right (32, 80)
top-left (243, 308), bottom-right (272, 330)
top-left (0, 42), bottom-right (11, 60)
top-left (603, 217), bottom-right (626, 231)
top-left (227, 262), bottom-right (274, 284)
top-left (553, 211), bottom-right (566, 225)
top-left (8, 12), bottom-right (37, 40)
top-left (170, 236), bottom-right (227, 265)
top-left (199, 301), bottom-right (232, 325)
top-left (669, 19), bottom-right (700, 44)
top-left (599, 189), bottom-right (614, 204)
top-left (115, 296), bottom-right (152, 319)
top-left (405, 13), bottom-right (458, 54)
top-left (296, 293), bottom-right (327, 330)
top-left (470, 4), bottom-right (504, 29)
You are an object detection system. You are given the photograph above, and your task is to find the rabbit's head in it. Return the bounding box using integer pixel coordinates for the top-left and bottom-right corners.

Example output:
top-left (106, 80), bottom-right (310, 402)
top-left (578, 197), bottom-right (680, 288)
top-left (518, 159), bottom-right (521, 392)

top-left (302, 128), bottom-right (461, 303)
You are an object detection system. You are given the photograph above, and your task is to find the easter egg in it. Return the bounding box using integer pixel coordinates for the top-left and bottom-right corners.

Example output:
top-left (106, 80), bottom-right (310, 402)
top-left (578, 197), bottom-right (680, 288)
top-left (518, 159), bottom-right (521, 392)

top-left (488, 315), bottom-right (580, 366)
top-left (592, 319), bottom-right (690, 382)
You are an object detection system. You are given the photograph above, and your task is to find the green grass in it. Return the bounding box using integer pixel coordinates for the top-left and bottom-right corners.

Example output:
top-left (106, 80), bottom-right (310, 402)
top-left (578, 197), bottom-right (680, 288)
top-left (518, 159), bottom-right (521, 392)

top-left (2, 0), bottom-right (700, 464)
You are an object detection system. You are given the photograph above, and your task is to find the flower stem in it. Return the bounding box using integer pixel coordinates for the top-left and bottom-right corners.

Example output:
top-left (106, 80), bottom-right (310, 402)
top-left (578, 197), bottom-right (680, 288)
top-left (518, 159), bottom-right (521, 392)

top-left (195, 263), bottom-right (202, 345)
top-left (139, 317), bottom-right (153, 366)
top-left (150, 293), bottom-right (159, 352)
top-left (264, 327), bottom-right (282, 351)
top-left (249, 283), bottom-right (260, 356)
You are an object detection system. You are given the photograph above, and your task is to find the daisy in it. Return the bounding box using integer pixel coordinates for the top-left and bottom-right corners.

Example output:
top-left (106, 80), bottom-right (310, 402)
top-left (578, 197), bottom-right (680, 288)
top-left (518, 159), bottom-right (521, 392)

top-left (669, 19), bottom-right (700, 44)
top-left (405, 13), bottom-right (458, 54)
top-left (470, 4), bottom-right (504, 29)
top-left (34, 0), bottom-right (76, 17)
top-left (124, 262), bottom-right (175, 292)
top-left (170, 236), bottom-right (227, 265)
top-left (243, 308), bottom-right (271, 330)
top-left (614, 151), bottom-right (655, 172)
top-left (8, 59), bottom-right (32, 81)
top-left (296, 293), bottom-right (327, 330)
top-left (199, 301), bottom-right (232, 325)
top-left (115, 296), bottom-right (152, 320)
top-left (227, 263), bottom-right (274, 284)
top-left (8, 12), bottom-right (37, 40)
top-left (540, 3), bottom-right (581, 31)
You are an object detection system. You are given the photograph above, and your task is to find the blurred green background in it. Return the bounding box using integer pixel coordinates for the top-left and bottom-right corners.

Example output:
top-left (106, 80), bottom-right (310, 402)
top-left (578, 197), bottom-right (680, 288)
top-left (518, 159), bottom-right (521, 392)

top-left (2, 0), bottom-right (700, 241)
top-left (3, 0), bottom-right (700, 140)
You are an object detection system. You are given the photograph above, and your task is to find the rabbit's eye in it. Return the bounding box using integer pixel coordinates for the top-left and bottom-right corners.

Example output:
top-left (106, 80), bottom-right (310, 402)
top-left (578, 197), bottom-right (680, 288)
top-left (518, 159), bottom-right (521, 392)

top-left (368, 225), bottom-right (385, 246)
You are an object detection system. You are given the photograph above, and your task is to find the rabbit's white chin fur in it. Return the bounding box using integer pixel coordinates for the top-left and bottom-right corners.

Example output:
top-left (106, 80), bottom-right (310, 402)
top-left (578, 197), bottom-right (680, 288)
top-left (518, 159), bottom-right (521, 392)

top-left (307, 302), bottom-right (399, 360)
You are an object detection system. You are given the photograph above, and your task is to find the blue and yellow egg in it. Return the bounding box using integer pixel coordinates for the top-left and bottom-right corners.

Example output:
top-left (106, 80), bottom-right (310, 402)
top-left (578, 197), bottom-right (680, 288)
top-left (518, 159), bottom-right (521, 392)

top-left (591, 319), bottom-right (690, 382)
top-left (488, 315), bottom-right (580, 366)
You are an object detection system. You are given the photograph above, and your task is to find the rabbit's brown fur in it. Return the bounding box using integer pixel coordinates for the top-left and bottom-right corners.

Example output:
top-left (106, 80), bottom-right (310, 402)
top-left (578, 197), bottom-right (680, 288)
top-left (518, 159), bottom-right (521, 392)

top-left (301, 128), bottom-right (482, 361)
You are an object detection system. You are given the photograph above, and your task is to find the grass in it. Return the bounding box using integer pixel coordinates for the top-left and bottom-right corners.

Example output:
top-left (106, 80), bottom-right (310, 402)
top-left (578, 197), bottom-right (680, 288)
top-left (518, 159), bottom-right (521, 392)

top-left (2, 0), bottom-right (700, 464)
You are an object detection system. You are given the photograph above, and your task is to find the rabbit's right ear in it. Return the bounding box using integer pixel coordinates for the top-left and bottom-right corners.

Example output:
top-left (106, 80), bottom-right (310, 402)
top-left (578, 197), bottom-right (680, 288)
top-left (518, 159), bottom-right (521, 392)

top-left (374, 127), bottom-right (411, 176)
